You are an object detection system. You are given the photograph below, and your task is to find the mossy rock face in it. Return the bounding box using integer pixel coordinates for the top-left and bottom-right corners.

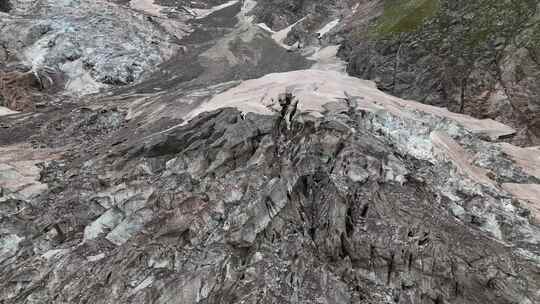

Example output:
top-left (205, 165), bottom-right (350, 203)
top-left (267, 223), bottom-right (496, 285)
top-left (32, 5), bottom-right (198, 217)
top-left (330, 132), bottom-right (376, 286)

top-left (375, 0), bottom-right (440, 36)
top-left (446, 0), bottom-right (537, 48)
top-left (362, 0), bottom-right (540, 80)
top-left (374, 0), bottom-right (538, 47)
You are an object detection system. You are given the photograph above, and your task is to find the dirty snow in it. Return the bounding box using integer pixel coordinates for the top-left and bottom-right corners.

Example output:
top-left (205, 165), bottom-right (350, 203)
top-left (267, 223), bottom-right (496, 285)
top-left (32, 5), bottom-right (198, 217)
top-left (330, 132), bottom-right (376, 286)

top-left (199, 0), bottom-right (258, 65)
top-left (316, 19), bottom-right (340, 37)
top-left (257, 18), bottom-right (344, 71)
top-left (431, 132), bottom-right (498, 189)
top-left (0, 145), bottom-right (60, 201)
top-left (183, 69), bottom-right (516, 141)
top-left (271, 17), bottom-right (306, 49)
top-left (130, 0), bottom-right (165, 16)
top-left (182, 69), bottom-right (374, 123)
top-left (21, 33), bottom-right (51, 68)
top-left (257, 23), bottom-right (275, 33)
top-left (185, 0), bottom-right (239, 19)
top-left (240, 0), bottom-right (257, 21)
top-left (308, 45), bottom-right (347, 72)
top-left (499, 142), bottom-right (540, 179)
top-left (62, 60), bottom-right (106, 95)
top-left (502, 183), bottom-right (540, 220)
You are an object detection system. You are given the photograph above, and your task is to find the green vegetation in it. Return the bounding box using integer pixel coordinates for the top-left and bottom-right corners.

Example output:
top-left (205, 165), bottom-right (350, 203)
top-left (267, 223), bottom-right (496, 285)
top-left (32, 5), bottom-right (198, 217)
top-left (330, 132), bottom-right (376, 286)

top-left (525, 23), bottom-right (540, 49)
top-left (372, 0), bottom-right (538, 48)
top-left (449, 0), bottom-right (538, 48)
top-left (374, 0), bottom-right (440, 36)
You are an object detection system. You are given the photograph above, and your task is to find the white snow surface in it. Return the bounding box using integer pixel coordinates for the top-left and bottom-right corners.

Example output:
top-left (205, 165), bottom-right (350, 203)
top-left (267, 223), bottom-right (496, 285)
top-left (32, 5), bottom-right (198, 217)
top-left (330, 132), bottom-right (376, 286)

top-left (0, 107), bottom-right (18, 116)
top-left (308, 45), bottom-right (347, 72)
top-left (316, 19), bottom-right (340, 37)
top-left (185, 0), bottom-right (239, 19)
top-left (257, 23), bottom-right (275, 33)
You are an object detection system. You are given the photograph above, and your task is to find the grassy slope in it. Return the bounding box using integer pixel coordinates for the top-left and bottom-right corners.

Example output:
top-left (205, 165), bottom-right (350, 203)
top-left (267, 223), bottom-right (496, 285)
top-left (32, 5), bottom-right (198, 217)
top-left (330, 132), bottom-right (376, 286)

top-left (373, 0), bottom-right (539, 48)
top-left (375, 0), bottom-right (440, 35)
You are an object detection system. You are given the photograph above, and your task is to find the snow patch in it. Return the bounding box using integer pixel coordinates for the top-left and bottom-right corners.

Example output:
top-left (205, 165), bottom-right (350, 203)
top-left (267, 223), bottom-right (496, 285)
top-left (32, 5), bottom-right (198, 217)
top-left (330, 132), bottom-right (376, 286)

top-left (431, 132), bottom-right (499, 191)
top-left (308, 45), bottom-right (347, 72)
top-left (198, 0), bottom-right (258, 65)
top-left (0, 107), bottom-right (18, 116)
top-left (502, 183), bottom-right (540, 221)
top-left (483, 213), bottom-right (503, 239)
top-left (316, 19), bottom-right (340, 37)
top-left (132, 276), bottom-right (155, 294)
top-left (185, 0), bottom-right (239, 19)
top-left (130, 0), bottom-right (164, 16)
top-left (257, 23), bottom-right (275, 33)
top-left (21, 31), bottom-right (52, 67)
top-left (499, 143), bottom-right (540, 179)
top-left (62, 60), bottom-right (105, 95)
top-left (0, 145), bottom-right (60, 201)
top-left (240, 0), bottom-right (257, 20)
top-left (87, 253), bottom-right (106, 262)
top-left (271, 17), bottom-right (306, 49)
